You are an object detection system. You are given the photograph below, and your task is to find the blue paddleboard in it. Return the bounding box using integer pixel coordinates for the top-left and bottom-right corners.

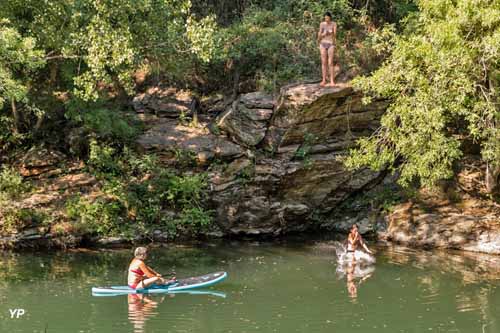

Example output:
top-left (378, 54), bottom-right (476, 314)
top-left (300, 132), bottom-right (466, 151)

top-left (92, 271), bottom-right (227, 296)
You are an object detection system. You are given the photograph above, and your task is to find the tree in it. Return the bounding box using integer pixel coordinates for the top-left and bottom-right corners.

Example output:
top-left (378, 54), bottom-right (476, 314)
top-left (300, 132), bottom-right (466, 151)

top-left (0, 19), bottom-right (44, 145)
top-left (0, 0), bottom-right (217, 101)
top-left (346, 0), bottom-right (500, 191)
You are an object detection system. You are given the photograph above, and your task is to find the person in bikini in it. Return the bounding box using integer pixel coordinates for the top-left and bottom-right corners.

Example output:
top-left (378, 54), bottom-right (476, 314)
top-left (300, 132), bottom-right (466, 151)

top-left (128, 247), bottom-right (176, 290)
top-left (346, 224), bottom-right (373, 263)
top-left (317, 12), bottom-right (337, 87)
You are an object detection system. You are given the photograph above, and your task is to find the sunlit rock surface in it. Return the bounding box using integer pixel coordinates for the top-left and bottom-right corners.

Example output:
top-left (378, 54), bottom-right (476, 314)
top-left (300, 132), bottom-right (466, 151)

top-left (137, 82), bottom-right (387, 236)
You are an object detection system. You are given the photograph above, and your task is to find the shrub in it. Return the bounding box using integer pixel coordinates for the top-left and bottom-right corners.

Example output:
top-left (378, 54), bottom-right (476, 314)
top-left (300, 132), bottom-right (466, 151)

top-left (87, 140), bottom-right (122, 177)
top-left (66, 196), bottom-right (125, 236)
top-left (165, 173), bottom-right (208, 208)
top-left (175, 206), bottom-right (213, 230)
top-left (68, 147), bottom-right (213, 238)
top-left (0, 208), bottom-right (46, 234)
top-left (0, 166), bottom-right (29, 201)
top-left (82, 108), bottom-right (139, 143)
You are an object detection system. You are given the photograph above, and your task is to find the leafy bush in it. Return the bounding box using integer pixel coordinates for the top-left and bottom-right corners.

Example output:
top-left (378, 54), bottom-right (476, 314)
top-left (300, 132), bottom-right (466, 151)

top-left (82, 108), bottom-right (138, 143)
top-left (87, 140), bottom-right (121, 177)
top-left (165, 173), bottom-right (208, 208)
top-left (0, 208), bottom-right (46, 235)
top-left (0, 166), bottom-right (29, 201)
top-left (66, 196), bottom-right (124, 236)
top-left (67, 147), bottom-right (212, 238)
top-left (175, 207), bottom-right (213, 229)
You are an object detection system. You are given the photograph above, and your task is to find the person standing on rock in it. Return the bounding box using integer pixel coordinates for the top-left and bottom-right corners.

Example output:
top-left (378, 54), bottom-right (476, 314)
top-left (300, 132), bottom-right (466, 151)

top-left (317, 12), bottom-right (337, 87)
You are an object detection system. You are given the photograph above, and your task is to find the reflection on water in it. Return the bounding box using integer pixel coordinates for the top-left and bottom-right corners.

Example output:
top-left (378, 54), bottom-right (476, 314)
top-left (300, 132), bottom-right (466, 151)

top-left (336, 262), bottom-right (375, 300)
top-left (126, 290), bottom-right (226, 333)
top-left (0, 242), bottom-right (499, 333)
top-left (128, 294), bottom-right (165, 333)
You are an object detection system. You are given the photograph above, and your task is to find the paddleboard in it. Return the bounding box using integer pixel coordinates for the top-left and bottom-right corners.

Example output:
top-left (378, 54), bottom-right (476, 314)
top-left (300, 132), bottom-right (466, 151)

top-left (92, 271), bottom-right (227, 296)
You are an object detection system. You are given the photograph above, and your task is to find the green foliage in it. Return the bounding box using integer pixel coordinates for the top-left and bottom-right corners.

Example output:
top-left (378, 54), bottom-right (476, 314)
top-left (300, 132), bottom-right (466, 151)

top-left (165, 173), bottom-right (208, 208)
top-left (88, 139), bottom-right (121, 176)
top-left (186, 15), bottom-right (219, 63)
top-left (0, 20), bottom-right (45, 109)
top-left (175, 206), bottom-right (213, 229)
top-left (350, 0), bottom-right (418, 25)
top-left (0, 20), bottom-right (45, 149)
top-left (82, 108), bottom-right (138, 142)
top-left (0, 208), bottom-right (47, 235)
top-left (173, 148), bottom-right (198, 168)
top-left (68, 146), bottom-right (212, 237)
top-left (66, 196), bottom-right (124, 236)
top-left (213, 5), bottom-right (328, 92)
top-left (1, 0), bottom-right (216, 101)
top-left (347, 0), bottom-right (500, 187)
top-left (0, 166), bottom-right (29, 201)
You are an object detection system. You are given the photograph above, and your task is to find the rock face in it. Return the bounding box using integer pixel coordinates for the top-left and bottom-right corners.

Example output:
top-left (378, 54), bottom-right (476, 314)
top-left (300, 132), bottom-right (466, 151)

top-left (263, 83), bottom-right (388, 152)
top-left (210, 156), bottom-right (382, 235)
top-left (208, 83), bottom-right (387, 235)
top-left (18, 146), bottom-right (66, 177)
top-left (132, 87), bottom-right (198, 119)
top-left (216, 92), bottom-right (274, 147)
top-left (379, 200), bottom-right (500, 255)
top-left (137, 118), bottom-right (244, 166)
top-left (136, 82), bottom-right (388, 236)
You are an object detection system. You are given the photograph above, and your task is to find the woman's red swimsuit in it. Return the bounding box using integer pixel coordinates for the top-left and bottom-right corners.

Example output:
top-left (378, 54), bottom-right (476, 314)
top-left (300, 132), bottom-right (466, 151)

top-left (129, 267), bottom-right (145, 289)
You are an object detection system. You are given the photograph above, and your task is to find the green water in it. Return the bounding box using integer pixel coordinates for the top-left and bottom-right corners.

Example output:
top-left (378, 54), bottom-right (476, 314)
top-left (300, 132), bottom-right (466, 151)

top-left (1, 241), bottom-right (499, 333)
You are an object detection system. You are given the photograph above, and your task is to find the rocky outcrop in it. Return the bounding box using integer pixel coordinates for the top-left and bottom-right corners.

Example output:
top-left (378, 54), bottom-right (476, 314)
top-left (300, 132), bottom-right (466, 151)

top-left (137, 118), bottom-right (244, 165)
top-left (210, 156), bottom-right (382, 235)
top-left (136, 82), bottom-right (388, 236)
top-left (216, 92), bottom-right (274, 147)
top-left (263, 83), bottom-right (388, 152)
top-left (367, 157), bottom-right (500, 255)
top-left (207, 83), bottom-right (387, 235)
top-left (132, 87), bottom-right (199, 120)
top-left (379, 199), bottom-right (500, 255)
top-left (18, 146), bottom-right (66, 178)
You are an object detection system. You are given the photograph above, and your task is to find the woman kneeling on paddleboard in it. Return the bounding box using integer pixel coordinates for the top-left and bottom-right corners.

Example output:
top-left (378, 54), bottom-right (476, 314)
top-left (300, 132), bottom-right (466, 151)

top-left (128, 247), bottom-right (176, 290)
top-left (346, 224), bottom-right (373, 260)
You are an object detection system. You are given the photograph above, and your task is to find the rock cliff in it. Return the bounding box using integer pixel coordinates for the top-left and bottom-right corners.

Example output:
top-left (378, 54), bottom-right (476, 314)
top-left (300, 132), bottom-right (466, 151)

top-left (137, 82), bottom-right (389, 235)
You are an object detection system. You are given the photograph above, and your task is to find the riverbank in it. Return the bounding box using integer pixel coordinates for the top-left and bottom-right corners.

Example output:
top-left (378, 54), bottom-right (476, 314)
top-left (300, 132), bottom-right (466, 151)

top-left (1, 83), bottom-right (499, 256)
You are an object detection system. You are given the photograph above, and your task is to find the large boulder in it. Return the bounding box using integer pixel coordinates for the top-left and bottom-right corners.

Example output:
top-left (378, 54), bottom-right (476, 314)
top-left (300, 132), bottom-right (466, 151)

top-left (18, 146), bottom-right (66, 178)
top-left (132, 87), bottom-right (199, 119)
top-left (210, 154), bottom-right (382, 236)
top-left (216, 92), bottom-right (274, 147)
top-left (263, 82), bottom-right (388, 151)
top-left (137, 119), bottom-right (244, 165)
top-left (379, 201), bottom-right (500, 254)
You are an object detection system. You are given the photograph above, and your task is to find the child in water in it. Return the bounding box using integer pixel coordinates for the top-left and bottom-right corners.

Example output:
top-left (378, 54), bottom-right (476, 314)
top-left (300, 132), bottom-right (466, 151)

top-left (346, 224), bottom-right (373, 258)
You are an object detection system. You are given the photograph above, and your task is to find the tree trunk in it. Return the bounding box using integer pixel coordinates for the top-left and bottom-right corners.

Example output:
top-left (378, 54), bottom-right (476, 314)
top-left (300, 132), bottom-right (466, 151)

top-left (11, 98), bottom-right (20, 134)
top-left (34, 113), bottom-right (44, 133)
top-left (232, 67), bottom-right (240, 101)
top-left (485, 163), bottom-right (500, 193)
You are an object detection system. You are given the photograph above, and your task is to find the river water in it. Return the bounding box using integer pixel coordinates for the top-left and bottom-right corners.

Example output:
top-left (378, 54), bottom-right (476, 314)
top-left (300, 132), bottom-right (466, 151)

top-left (1, 241), bottom-right (499, 333)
